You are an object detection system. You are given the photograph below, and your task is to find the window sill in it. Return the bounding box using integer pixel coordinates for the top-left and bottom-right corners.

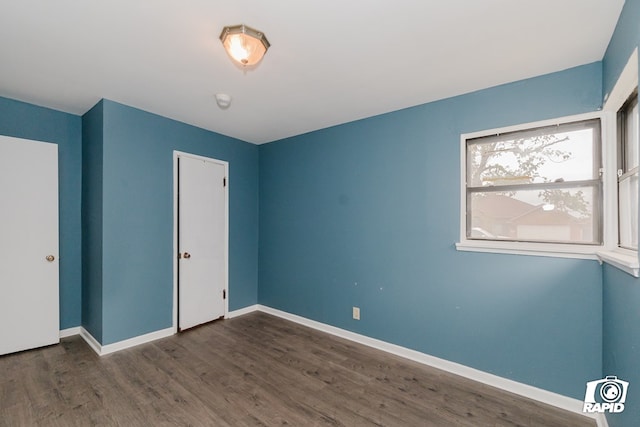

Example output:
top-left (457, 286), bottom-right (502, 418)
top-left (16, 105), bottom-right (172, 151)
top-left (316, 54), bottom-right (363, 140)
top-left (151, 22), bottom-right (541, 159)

top-left (455, 240), bottom-right (600, 261)
top-left (597, 250), bottom-right (639, 277)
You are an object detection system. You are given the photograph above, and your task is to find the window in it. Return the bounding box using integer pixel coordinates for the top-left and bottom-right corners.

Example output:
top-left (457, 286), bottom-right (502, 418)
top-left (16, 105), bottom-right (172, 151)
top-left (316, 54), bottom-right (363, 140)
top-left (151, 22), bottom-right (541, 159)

top-left (463, 117), bottom-right (602, 247)
top-left (456, 52), bottom-right (638, 273)
top-left (617, 90), bottom-right (639, 250)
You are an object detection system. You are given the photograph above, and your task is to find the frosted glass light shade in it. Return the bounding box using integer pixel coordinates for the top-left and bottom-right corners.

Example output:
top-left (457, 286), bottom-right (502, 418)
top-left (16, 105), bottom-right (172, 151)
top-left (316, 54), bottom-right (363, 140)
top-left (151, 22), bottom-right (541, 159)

top-left (220, 24), bottom-right (270, 67)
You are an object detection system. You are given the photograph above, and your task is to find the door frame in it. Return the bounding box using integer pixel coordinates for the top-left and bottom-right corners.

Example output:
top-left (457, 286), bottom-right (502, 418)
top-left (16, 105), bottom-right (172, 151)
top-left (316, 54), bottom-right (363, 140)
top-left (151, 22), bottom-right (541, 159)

top-left (172, 150), bottom-right (229, 333)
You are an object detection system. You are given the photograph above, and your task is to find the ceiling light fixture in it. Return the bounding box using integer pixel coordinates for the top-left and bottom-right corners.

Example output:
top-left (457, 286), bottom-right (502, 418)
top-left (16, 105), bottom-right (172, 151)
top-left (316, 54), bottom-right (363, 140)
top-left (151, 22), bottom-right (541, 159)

top-left (219, 24), bottom-right (270, 67)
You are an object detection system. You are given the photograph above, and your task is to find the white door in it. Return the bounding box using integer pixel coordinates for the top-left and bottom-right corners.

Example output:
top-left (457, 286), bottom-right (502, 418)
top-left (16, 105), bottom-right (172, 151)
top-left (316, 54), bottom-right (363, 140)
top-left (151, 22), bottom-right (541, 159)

top-left (178, 154), bottom-right (227, 330)
top-left (0, 135), bottom-right (59, 355)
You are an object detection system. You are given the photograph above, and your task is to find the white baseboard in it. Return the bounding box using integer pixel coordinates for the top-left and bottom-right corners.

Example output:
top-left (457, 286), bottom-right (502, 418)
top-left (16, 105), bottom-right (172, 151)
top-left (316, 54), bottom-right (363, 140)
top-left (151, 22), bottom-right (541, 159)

top-left (59, 327), bottom-right (81, 338)
top-left (79, 326), bottom-right (174, 356)
top-left (227, 304), bottom-right (259, 318)
top-left (595, 413), bottom-right (609, 427)
top-left (79, 327), bottom-right (102, 355)
top-left (256, 305), bottom-right (601, 425)
top-left (73, 302), bottom-right (261, 356)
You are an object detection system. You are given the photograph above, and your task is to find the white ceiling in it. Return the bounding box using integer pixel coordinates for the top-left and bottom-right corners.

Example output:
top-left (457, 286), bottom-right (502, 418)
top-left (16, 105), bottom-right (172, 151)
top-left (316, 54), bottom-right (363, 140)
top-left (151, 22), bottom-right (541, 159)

top-left (0, 0), bottom-right (625, 144)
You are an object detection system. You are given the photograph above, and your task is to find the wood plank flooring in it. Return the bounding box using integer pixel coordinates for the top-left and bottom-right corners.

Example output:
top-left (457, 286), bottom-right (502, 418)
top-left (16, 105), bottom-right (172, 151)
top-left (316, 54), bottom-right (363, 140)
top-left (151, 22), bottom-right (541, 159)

top-left (0, 312), bottom-right (595, 426)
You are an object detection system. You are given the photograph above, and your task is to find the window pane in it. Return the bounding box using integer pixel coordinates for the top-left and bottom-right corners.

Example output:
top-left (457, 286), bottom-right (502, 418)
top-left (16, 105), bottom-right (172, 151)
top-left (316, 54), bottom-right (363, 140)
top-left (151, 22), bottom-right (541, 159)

top-left (469, 187), bottom-right (598, 244)
top-left (625, 101), bottom-right (639, 171)
top-left (619, 173), bottom-right (639, 250)
top-left (467, 122), bottom-right (598, 187)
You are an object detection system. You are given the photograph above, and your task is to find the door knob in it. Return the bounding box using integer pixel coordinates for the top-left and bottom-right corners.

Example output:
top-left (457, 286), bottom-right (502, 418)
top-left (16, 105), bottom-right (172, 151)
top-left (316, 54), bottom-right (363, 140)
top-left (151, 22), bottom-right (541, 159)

top-left (183, 252), bottom-right (191, 259)
top-left (46, 255), bottom-right (55, 262)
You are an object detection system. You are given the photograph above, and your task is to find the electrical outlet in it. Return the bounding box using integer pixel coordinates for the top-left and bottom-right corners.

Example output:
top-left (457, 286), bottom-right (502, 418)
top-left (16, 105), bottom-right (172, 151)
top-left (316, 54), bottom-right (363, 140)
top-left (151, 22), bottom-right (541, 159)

top-left (352, 306), bottom-right (360, 320)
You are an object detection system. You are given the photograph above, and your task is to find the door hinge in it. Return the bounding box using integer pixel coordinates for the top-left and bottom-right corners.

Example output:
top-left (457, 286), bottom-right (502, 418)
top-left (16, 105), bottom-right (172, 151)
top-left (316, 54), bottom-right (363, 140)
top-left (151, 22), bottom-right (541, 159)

top-left (223, 289), bottom-right (227, 300)
top-left (223, 177), bottom-right (227, 187)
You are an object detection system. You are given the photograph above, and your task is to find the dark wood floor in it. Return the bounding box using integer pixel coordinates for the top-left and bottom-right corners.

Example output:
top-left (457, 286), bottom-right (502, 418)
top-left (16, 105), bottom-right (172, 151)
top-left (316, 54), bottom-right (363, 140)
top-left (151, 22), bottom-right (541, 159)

top-left (1, 312), bottom-right (595, 426)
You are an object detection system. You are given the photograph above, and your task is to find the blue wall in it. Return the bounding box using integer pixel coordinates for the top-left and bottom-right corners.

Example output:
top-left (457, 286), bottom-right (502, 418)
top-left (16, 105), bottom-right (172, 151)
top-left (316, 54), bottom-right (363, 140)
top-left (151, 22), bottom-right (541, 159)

top-left (602, 265), bottom-right (640, 427)
top-left (259, 62), bottom-right (604, 399)
top-left (603, 0), bottom-right (640, 101)
top-left (81, 101), bottom-right (104, 341)
top-left (602, 1), bottom-right (640, 426)
top-left (0, 96), bottom-right (82, 330)
top-left (0, 93), bottom-right (260, 344)
top-left (91, 100), bottom-right (259, 345)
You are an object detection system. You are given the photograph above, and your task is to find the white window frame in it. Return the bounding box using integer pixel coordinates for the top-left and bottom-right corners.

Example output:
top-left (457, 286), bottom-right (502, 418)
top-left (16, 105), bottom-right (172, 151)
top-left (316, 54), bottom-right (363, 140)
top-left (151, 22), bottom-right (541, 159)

top-left (615, 90), bottom-right (638, 250)
top-left (598, 48), bottom-right (639, 277)
top-left (456, 111), bottom-right (608, 261)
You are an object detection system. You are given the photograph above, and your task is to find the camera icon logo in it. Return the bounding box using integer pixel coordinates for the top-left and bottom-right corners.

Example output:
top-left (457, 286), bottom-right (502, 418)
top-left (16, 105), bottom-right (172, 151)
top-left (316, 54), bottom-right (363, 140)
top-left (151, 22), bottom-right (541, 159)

top-left (583, 376), bottom-right (629, 414)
